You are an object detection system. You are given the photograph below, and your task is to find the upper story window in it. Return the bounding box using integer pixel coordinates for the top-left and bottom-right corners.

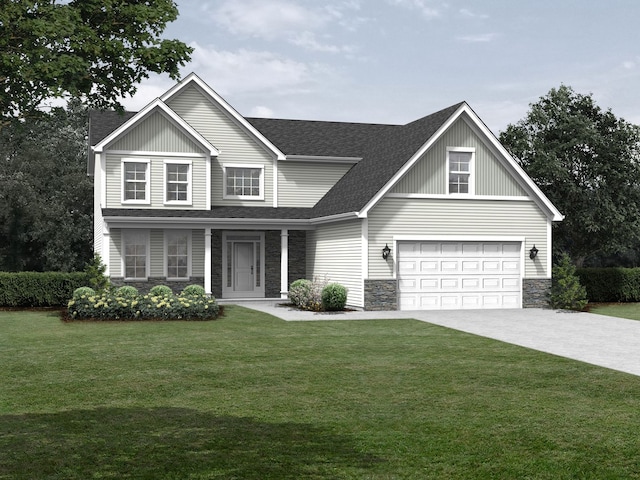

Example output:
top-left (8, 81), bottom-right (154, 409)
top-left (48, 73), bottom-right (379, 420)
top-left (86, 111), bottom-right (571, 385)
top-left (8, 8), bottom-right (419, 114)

top-left (223, 164), bottom-right (264, 200)
top-left (164, 160), bottom-right (192, 205)
top-left (447, 148), bottom-right (475, 195)
top-left (122, 159), bottom-right (150, 204)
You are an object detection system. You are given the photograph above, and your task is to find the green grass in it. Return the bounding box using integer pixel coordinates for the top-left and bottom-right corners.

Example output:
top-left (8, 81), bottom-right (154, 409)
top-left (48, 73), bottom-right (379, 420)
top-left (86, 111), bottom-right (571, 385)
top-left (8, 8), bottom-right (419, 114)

top-left (2, 307), bottom-right (640, 479)
top-left (589, 302), bottom-right (640, 321)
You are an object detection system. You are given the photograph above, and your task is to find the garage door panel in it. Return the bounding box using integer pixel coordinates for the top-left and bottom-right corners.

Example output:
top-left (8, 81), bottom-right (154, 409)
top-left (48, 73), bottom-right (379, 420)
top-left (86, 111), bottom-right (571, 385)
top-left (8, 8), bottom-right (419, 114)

top-left (398, 241), bottom-right (522, 310)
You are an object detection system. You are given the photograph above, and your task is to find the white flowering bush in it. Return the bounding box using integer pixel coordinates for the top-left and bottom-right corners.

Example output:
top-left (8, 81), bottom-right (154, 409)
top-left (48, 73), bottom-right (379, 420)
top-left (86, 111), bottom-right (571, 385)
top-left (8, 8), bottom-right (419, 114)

top-left (67, 285), bottom-right (219, 321)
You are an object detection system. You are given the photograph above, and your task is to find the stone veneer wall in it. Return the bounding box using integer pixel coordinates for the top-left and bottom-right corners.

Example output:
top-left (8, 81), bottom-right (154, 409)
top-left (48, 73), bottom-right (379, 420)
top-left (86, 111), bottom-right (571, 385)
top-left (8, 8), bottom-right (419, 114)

top-left (264, 230), bottom-right (307, 298)
top-left (288, 230), bottom-right (307, 287)
top-left (111, 277), bottom-right (205, 295)
top-left (522, 278), bottom-right (551, 308)
top-left (364, 279), bottom-right (397, 310)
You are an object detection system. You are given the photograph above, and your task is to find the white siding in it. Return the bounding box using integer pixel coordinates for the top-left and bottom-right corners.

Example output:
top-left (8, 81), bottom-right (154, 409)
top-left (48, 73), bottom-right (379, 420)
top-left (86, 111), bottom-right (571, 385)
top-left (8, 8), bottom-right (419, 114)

top-left (278, 161), bottom-right (353, 207)
top-left (166, 84), bottom-right (275, 207)
top-left (192, 229), bottom-right (205, 277)
top-left (150, 229), bottom-right (164, 277)
top-left (109, 229), bottom-right (122, 277)
top-left (307, 220), bottom-right (363, 307)
top-left (368, 197), bottom-right (548, 279)
top-left (105, 154), bottom-right (207, 209)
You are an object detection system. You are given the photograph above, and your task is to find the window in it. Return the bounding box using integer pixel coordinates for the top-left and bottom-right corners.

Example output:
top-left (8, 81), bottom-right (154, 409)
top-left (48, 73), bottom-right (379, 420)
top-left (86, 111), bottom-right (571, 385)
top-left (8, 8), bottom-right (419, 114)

top-left (123, 231), bottom-right (149, 280)
top-left (166, 231), bottom-right (190, 279)
top-left (164, 161), bottom-right (192, 204)
top-left (447, 149), bottom-right (474, 194)
top-left (223, 164), bottom-right (264, 200)
top-left (122, 159), bottom-right (150, 203)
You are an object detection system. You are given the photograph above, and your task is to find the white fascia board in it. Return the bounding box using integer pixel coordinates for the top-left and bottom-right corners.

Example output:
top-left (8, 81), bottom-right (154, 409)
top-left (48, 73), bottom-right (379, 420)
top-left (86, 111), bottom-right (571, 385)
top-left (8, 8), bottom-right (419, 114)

top-left (357, 103), bottom-right (467, 219)
top-left (309, 211), bottom-right (360, 225)
top-left (161, 73), bottom-right (286, 160)
top-left (357, 102), bottom-right (564, 222)
top-left (93, 99), bottom-right (219, 156)
top-left (459, 105), bottom-right (564, 222)
top-left (284, 155), bottom-right (362, 164)
top-left (393, 235), bottom-right (525, 242)
top-left (103, 215), bottom-right (315, 230)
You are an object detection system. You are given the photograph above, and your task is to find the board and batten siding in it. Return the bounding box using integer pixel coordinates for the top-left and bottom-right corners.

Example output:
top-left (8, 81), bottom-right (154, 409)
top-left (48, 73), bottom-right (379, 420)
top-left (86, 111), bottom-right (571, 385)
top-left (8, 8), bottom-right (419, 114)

top-left (166, 84), bottom-right (275, 207)
top-left (368, 197), bottom-right (548, 279)
top-left (391, 117), bottom-right (527, 197)
top-left (105, 154), bottom-right (207, 209)
top-left (108, 111), bottom-right (204, 153)
top-left (278, 161), bottom-right (353, 207)
top-left (307, 220), bottom-right (364, 307)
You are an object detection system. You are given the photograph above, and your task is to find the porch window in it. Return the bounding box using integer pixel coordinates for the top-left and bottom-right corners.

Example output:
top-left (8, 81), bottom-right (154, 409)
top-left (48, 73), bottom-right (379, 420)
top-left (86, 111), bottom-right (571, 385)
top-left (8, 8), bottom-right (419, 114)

top-left (122, 159), bottom-right (150, 203)
top-left (164, 161), bottom-right (192, 204)
top-left (223, 164), bottom-right (264, 200)
top-left (447, 148), bottom-right (475, 195)
top-left (166, 231), bottom-right (190, 279)
top-left (123, 230), bottom-right (149, 280)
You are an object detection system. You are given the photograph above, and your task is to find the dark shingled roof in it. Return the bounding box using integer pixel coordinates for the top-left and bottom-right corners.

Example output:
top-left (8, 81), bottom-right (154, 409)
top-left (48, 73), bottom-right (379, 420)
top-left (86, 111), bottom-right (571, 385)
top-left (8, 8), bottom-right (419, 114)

top-left (92, 101), bottom-right (466, 220)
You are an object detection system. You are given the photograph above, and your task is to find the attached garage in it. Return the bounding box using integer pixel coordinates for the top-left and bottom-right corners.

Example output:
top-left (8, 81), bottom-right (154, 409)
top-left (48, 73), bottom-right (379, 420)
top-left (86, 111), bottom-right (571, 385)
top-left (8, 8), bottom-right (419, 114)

top-left (397, 240), bottom-right (522, 310)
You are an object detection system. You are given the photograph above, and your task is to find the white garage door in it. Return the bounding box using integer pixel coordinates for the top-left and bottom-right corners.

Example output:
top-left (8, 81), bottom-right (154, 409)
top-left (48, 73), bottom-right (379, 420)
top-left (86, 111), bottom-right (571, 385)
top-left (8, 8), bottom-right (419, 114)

top-left (398, 241), bottom-right (522, 310)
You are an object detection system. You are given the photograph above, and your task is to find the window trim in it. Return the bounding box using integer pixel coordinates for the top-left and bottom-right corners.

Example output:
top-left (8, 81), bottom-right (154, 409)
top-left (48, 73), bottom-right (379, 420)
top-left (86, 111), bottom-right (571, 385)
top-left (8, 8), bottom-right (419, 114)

top-left (121, 158), bottom-right (151, 205)
top-left (164, 230), bottom-right (192, 280)
top-left (222, 163), bottom-right (265, 200)
top-left (163, 159), bottom-right (192, 205)
top-left (122, 230), bottom-right (150, 280)
top-left (446, 147), bottom-right (475, 195)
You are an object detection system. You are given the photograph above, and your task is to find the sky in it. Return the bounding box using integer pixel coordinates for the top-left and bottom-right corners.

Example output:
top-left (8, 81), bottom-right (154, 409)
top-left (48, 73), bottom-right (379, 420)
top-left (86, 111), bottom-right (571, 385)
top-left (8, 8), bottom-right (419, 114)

top-left (120, 0), bottom-right (640, 134)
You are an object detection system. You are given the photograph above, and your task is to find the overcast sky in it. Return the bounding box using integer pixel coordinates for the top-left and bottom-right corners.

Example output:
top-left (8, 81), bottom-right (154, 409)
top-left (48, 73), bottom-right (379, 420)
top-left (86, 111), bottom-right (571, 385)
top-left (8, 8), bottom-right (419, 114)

top-left (121, 0), bottom-right (640, 134)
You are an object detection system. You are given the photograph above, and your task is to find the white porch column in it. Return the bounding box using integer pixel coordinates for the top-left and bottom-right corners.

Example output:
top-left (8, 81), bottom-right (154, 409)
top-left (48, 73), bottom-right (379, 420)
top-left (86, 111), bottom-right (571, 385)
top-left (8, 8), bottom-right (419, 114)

top-left (204, 228), bottom-right (212, 295)
top-left (280, 229), bottom-right (289, 299)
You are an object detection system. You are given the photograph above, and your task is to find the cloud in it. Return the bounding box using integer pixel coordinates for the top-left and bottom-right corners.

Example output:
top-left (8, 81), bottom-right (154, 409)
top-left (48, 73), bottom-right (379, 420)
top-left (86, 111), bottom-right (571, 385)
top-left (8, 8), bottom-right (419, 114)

top-left (387, 0), bottom-right (440, 19)
top-left (213, 0), bottom-right (326, 39)
top-left (456, 33), bottom-right (498, 43)
top-left (290, 31), bottom-right (356, 54)
top-left (249, 106), bottom-right (276, 118)
top-left (623, 60), bottom-right (636, 69)
top-left (459, 8), bottom-right (489, 19)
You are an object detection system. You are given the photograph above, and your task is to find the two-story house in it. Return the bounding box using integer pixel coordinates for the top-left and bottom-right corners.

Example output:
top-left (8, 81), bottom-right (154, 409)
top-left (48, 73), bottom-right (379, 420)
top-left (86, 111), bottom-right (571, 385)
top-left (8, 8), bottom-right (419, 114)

top-left (89, 73), bottom-right (563, 310)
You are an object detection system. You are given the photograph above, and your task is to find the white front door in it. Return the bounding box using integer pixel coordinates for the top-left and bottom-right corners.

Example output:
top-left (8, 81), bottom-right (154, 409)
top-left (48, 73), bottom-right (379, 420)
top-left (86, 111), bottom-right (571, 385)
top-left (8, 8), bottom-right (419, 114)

top-left (222, 232), bottom-right (265, 298)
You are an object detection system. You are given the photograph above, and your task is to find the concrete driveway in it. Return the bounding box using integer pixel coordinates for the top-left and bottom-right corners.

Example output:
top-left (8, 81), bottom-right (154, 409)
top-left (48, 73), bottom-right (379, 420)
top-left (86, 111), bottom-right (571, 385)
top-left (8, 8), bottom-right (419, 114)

top-left (226, 300), bottom-right (640, 377)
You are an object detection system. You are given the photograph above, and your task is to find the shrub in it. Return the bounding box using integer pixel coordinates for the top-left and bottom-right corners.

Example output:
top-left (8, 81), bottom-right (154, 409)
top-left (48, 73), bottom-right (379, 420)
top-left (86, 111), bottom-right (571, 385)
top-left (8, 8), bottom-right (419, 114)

top-left (576, 267), bottom-right (640, 302)
top-left (0, 271), bottom-right (90, 307)
top-left (551, 254), bottom-right (588, 311)
top-left (181, 284), bottom-right (206, 297)
top-left (73, 286), bottom-right (96, 300)
top-left (321, 283), bottom-right (348, 311)
top-left (84, 253), bottom-right (110, 291)
top-left (289, 279), bottom-right (312, 308)
top-left (149, 285), bottom-right (173, 297)
top-left (116, 286), bottom-right (138, 298)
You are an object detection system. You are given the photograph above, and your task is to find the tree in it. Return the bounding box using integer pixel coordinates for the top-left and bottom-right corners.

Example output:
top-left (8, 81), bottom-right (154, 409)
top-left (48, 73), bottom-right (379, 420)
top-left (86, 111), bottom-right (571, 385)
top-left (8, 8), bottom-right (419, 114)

top-left (500, 85), bottom-right (640, 266)
top-left (0, 99), bottom-right (93, 271)
top-left (0, 0), bottom-right (192, 120)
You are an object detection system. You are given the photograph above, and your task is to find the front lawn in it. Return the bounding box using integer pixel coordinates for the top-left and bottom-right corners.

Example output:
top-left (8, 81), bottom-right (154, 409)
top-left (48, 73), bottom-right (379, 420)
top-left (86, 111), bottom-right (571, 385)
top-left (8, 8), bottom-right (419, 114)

top-left (588, 302), bottom-right (640, 321)
top-left (2, 307), bottom-right (640, 479)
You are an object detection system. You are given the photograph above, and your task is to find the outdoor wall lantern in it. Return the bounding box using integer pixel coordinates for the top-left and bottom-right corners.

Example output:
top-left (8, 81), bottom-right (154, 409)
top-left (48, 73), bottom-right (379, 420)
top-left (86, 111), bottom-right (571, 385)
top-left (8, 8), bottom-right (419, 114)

top-left (529, 245), bottom-right (539, 260)
top-left (382, 243), bottom-right (391, 260)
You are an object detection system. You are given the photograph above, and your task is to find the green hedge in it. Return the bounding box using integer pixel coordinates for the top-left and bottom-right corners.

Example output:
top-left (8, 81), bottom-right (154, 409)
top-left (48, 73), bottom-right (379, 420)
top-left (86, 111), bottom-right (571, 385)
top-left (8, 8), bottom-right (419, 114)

top-left (576, 268), bottom-right (640, 302)
top-left (0, 272), bottom-right (90, 307)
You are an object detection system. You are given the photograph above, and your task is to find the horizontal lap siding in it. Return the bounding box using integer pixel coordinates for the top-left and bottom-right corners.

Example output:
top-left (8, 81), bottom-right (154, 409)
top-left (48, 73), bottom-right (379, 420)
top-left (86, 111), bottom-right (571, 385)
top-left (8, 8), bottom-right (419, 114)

top-left (150, 230), bottom-right (163, 277)
top-left (392, 117), bottom-right (527, 197)
top-left (307, 220), bottom-right (364, 307)
top-left (109, 229), bottom-right (122, 277)
top-left (167, 85), bottom-right (275, 207)
top-left (278, 162), bottom-right (352, 207)
top-left (368, 198), bottom-right (548, 279)
top-left (192, 230), bottom-right (204, 277)
top-left (105, 154), bottom-right (206, 209)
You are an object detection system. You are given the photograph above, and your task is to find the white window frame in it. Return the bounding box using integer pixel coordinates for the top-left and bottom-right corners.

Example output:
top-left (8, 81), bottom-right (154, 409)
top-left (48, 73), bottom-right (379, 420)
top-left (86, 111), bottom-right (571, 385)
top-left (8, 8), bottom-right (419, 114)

top-left (122, 158), bottom-right (150, 204)
top-left (446, 147), bottom-right (475, 195)
top-left (222, 163), bottom-right (264, 200)
top-left (165, 230), bottom-right (192, 280)
top-left (163, 159), bottom-right (192, 205)
top-left (122, 230), bottom-right (150, 280)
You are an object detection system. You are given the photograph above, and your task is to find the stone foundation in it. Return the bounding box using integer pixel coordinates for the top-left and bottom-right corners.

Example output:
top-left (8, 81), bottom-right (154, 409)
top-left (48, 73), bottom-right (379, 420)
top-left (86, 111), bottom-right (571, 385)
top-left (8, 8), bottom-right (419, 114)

top-left (523, 278), bottom-right (551, 308)
top-left (364, 279), bottom-right (397, 310)
top-left (110, 277), bottom-right (205, 295)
